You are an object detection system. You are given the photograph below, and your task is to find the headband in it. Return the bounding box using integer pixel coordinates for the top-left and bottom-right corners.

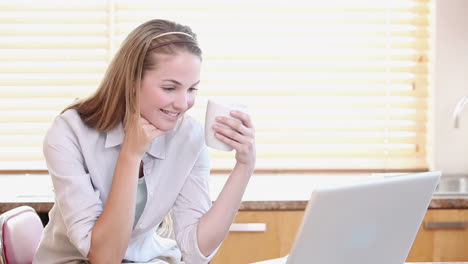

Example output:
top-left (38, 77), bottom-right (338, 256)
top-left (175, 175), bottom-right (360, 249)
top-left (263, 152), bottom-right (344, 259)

top-left (153, 31), bottom-right (194, 40)
top-left (148, 31), bottom-right (197, 52)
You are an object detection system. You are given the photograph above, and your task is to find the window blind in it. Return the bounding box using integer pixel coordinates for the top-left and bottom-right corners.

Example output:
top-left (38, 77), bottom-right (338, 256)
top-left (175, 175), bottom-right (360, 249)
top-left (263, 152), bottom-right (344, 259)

top-left (0, 0), bottom-right (430, 172)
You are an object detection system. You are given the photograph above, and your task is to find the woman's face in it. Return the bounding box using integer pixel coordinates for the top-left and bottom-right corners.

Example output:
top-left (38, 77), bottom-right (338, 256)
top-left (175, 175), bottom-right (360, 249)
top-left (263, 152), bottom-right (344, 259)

top-left (139, 51), bottom-right (201, 132)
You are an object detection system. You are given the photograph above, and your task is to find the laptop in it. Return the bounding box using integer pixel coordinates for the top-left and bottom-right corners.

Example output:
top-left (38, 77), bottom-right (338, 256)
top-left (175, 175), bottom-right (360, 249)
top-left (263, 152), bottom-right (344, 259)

top-left (251, 171), bottom-right (441, 264)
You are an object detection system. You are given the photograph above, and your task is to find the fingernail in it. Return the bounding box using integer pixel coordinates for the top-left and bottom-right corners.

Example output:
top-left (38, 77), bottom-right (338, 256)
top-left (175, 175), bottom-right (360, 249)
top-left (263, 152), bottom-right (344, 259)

top-left (230, 110), bottom-right (237, 115)
top-left (215, 117), bottom-right (222, 121)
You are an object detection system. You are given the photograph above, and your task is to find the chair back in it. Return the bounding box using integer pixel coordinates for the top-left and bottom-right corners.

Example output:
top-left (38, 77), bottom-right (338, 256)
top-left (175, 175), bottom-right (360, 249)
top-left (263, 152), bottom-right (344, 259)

top-left (0, 206), bottom-right (44, 264)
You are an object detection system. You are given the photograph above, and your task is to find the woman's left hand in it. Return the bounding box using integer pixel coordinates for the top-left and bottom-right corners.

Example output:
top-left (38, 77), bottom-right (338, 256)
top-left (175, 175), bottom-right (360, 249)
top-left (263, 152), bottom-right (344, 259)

top-left (212, 110), bottom-right (256, 173)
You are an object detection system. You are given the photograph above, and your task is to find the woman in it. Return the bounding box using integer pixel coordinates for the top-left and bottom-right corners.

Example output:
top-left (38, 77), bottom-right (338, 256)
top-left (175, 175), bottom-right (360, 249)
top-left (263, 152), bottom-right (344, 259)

top-left (34, 19), bottom-right (255, 264)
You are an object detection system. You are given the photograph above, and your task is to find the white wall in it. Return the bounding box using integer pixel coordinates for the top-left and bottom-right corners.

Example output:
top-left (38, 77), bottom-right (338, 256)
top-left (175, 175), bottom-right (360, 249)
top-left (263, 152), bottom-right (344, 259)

top-left (432, 0), bottom-right (468, 175)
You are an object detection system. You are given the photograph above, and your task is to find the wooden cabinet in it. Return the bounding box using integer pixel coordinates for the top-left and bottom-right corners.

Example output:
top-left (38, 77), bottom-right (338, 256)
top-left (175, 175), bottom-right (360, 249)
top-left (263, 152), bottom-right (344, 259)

top-left (210, 210), bottom-right (304, 264)
top-left (211, 209), bottom-right (468, 264)
top-left (407, 209), bottom-right (468, 262)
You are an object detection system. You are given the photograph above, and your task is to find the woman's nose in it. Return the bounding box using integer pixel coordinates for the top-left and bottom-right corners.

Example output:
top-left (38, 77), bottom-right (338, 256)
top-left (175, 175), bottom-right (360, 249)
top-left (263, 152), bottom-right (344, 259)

top-left (174, 92), bottom-right (188, 110)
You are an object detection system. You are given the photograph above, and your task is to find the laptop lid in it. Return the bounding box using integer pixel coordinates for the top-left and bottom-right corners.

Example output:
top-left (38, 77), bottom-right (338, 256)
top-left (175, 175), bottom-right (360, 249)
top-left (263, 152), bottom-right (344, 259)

top-left (284, 171), bottom-right (441, 264)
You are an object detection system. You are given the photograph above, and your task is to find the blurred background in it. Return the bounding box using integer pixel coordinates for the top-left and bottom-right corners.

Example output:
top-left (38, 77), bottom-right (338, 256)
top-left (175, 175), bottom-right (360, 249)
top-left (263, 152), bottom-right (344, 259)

top-left (4, 0), bottom-right (465, 175)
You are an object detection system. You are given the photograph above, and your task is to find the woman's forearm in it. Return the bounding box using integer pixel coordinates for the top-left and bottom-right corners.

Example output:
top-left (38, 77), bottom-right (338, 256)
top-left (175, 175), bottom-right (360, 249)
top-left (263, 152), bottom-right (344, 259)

top-left (87, 148), bottom-right (140, 263)
top-left (197, 162), bottom-right (253, 256)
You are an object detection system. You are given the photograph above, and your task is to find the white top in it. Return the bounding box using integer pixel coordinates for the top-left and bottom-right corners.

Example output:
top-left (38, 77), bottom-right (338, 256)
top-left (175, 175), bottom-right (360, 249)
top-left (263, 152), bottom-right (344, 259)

top-left (33, 109), bottom-right (218, 264)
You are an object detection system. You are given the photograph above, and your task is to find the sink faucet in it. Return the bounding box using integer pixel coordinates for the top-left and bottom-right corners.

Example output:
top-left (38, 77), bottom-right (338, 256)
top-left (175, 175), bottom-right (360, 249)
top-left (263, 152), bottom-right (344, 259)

top-left (453, 95), bottom-right (468, 128)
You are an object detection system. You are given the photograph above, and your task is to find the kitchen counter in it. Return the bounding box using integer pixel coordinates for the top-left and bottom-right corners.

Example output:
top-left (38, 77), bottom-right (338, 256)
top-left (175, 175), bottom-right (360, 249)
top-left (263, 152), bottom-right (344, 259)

top-left (0, 174), bottom-right (467, 213)
top-left (254, 261), bottom-right (467, 264)
top-left (217, 173), bottom-right (468, 210)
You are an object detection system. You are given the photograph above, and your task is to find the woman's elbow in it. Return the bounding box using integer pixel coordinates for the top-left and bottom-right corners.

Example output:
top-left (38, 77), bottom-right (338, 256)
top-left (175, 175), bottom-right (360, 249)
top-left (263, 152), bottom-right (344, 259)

top-left (87, 246), bottom-right (124, 264)
top-left (87, 233), bottom-right (126, 264)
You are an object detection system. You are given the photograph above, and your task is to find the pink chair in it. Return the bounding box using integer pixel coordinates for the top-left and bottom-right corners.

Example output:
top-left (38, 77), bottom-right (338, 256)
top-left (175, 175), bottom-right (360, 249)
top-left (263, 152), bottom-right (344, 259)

top-left (0, 206), bottom-right (44, 264)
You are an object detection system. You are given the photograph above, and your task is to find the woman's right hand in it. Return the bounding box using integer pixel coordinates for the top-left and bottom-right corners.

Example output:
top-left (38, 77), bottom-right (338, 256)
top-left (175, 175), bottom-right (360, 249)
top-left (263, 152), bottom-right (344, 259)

top-left (122, 116), bottom-right (165, 158)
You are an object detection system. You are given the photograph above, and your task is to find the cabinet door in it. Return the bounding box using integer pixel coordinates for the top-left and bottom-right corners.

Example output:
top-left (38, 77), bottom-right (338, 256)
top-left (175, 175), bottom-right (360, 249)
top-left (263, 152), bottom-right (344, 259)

top-left (210, 211), bottom-right (304, 264)
top-left (407, 209), bottom-right (468, 262)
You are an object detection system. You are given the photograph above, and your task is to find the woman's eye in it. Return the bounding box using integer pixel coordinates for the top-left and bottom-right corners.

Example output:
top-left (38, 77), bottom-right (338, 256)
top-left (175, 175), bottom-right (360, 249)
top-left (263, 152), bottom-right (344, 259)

top-left (189, 87), bottom-right (198, 92)
top-left (162, 87), bottom-right (175, 91)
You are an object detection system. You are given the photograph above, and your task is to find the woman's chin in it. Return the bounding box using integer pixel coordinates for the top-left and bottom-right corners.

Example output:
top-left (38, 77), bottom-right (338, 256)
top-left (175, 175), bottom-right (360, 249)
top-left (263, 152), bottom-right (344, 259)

top-left (151, 120), bottom-right (177, 132)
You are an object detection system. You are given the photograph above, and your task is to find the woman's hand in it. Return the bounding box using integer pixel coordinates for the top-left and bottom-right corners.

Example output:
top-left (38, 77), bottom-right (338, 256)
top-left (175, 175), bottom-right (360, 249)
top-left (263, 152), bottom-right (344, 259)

top-left (212, 110), bottom-right (256, 173)
top-left (198, 110), bottom-right (256, 255)
top-left (122, 115), bottom-right (165, 159)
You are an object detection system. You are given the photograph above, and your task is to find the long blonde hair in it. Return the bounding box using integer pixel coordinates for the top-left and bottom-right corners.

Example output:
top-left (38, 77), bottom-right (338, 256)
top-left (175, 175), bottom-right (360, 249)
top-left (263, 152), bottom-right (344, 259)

top-left (63, 19), bottom-right (202, 131)
top-left (157, 212), bottom-right (174, 239)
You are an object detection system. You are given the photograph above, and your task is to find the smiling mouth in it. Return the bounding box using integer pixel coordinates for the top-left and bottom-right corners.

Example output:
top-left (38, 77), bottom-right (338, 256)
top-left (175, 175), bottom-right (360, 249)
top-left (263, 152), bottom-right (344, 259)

top-left (160, 109), bottom-right (180, 117)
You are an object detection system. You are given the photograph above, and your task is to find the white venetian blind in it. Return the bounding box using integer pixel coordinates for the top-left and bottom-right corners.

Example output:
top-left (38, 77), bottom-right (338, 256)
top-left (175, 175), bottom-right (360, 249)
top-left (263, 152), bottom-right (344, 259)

top-left (0, 0), bottom-right (430, 172)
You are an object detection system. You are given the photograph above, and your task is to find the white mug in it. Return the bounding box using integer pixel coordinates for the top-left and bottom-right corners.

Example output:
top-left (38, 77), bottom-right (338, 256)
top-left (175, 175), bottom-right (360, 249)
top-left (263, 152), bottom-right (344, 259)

top-left (205, 99), bottom-right (247, 151)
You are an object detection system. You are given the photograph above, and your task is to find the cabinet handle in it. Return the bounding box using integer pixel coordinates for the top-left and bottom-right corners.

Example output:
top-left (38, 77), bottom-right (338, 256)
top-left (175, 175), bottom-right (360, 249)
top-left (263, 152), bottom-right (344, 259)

top-left (229, 223), bottom-right (267, 232)
top-left (424, 221), bottom-right (468, 229)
